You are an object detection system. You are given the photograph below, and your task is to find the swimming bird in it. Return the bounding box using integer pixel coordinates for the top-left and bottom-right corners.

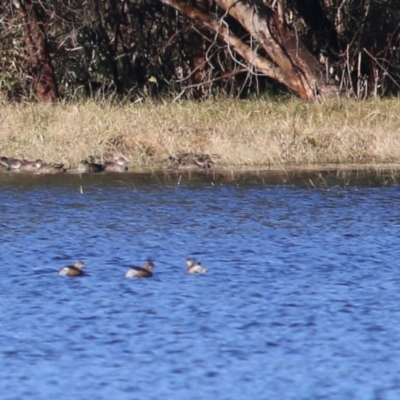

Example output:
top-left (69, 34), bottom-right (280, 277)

top-left (125, 261), bottom-right (154, 278)
top-left (104, 156), bottom-right (128, 172)
top-left (186, 258), bottom-right (208, 274)
top-left (59, 261), bottom-right (85, 276)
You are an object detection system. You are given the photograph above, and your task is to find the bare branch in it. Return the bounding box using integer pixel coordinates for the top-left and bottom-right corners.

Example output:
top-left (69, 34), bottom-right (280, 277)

top-left (160, 0), bottom-right (286, 84)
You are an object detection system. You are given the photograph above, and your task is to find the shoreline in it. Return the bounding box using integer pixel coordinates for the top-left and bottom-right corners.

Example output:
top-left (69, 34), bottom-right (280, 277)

top-left (1, 163), bottom-right (399, 189)
top-left (1, 98), bottom-right (400, 169)
top-left (2, 162), bottom-right (400, 174)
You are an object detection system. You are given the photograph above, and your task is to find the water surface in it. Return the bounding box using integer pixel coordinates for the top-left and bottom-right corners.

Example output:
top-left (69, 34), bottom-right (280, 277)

top-left (1, 168), bottom-right (400, 400)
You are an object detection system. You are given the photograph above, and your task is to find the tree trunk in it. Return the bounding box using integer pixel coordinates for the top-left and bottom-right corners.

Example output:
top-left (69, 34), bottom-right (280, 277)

top-left (162, 0), bottom-right (341, 100)
top-left (161, 0), bottom-right (286, 85)
top-left (186, 0), bottom-right (211, 99)
top-left (13, 0), bottom-right (58, 102)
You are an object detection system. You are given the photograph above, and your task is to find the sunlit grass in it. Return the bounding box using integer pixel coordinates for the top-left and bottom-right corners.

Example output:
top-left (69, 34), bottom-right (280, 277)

top-left (0, 97), bottom-right (399, 168)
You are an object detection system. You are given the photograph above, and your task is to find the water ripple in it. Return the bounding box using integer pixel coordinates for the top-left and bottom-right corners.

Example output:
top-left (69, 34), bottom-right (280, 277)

top-left (0, 175), bottom-right (400, 399)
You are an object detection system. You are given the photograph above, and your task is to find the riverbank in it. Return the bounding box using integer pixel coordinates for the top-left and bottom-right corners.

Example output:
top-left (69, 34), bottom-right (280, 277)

top-left (0, 97), bottom-right (399, 169)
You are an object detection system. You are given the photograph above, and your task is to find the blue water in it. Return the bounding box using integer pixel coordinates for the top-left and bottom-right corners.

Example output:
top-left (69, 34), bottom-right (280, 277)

top-left (1, 170), bottom-right (400, 400)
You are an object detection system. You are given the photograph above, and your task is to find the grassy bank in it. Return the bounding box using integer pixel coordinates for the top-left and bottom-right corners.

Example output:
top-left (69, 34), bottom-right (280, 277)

top-left (0, 97), bottom-right (399, 169)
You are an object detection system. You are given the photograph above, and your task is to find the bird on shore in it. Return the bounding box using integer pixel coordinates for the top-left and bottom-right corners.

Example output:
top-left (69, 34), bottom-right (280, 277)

top-left (8, 158), bottom-right (23, 171)
top-left (125, 261), bottom-right (155, 278)
top-left (0, 157), bottom-right (9, 171)
top-left (170, 153), bottom-right (217, 170)
top-left (186, 258), bottom-right (208, 274)
top-left (104, 156), bottom-right (129, 172)
top-left (59, 261), bottom-right (86, 277)
top-left (35, 160), bottom-right (66, 174)
top-left (0, 157), bottom-right (10, 170)
top-left (78, 159), bottom-right (104, 173)
top-left (177, 158), bottom-right (208, 170)
top-left (19, 159), bottom-right (43, 172)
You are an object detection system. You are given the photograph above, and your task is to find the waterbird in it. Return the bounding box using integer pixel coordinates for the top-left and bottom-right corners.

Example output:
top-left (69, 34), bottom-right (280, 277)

top-left (0, 157), bottom-right (10, 169)
top-left (103, 156), bottom-right (129, 172)
top-left (19, 159), bottom-right (43, 172)
top-left (78, 159), bottom-right (104, 173)
top-left (8, 158), bottom-right (23, 171)
top-left (125, 261), bottom-right (155, 278)
top-left (0, 158), bottom-right (9, 171)
top-left (59, 261), bottom-right (86, 276)
top-left (36, 161), bottom-right (66, 174)
top-left (186, 258), bottom-right (208, 274)
top-left (171, 153), bottom-right (217, 170)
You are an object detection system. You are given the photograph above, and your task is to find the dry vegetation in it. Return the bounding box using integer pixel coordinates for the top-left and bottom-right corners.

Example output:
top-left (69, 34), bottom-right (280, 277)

top-left (0, 97), bottom-right (400, 169)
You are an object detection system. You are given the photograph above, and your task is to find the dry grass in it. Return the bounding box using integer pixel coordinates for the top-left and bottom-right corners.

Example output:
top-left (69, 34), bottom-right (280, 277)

top-left (0, 97), bottom-right (400, 169)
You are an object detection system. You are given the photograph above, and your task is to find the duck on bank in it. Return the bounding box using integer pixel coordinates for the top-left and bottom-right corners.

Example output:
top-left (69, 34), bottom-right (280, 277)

top-left (4, 158), bottom-right (39, 171)
top-left (36, 161), bottom-right (66, 174)
top-left (20, 159), bottom-right (43, 172)
top-left (0, 154), bottom-right (131, 174)
top-left (168, 153), bottom-right (219, 170)
top-left (104, 156), bottom-right (129, 172)
top-left (0, 157), bottom-right (9, 171)
top-left (78, 159), bottom-right (104, 173)
top-left (77, 156), bottom-right (129, 173)
top-left (0, 152), bottom-right (220, 173)
top-left (2, 157), bottom-right (66, 174)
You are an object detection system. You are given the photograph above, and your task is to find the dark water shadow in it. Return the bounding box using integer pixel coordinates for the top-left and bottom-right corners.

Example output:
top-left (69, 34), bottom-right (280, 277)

top-left (0, 164), bottom-right (399, 189)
